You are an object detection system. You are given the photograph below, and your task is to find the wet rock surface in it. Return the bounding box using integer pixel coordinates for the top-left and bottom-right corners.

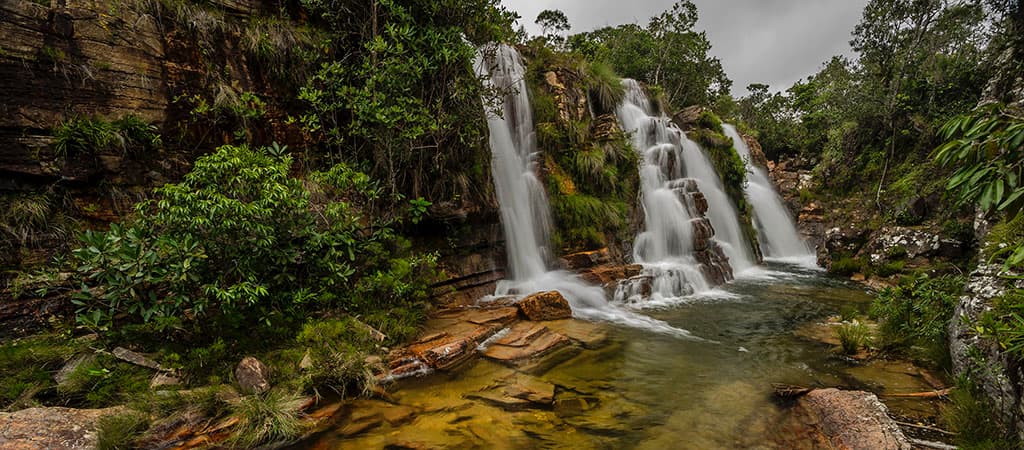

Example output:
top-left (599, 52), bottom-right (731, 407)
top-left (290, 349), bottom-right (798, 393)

top-left (517, 291), bottom-right (573, 321)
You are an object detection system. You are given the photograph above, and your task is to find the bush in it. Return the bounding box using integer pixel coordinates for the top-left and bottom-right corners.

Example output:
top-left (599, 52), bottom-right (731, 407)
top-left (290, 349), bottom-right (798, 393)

top-left (71, 144), bottom-right (436, 335)
top-left (295, 318), bottom-right (380, 396)
top-left (870, 274), bottom-right (964, 365)
top-left (829, 256), bottom-right (865, 276)
top-left (836, 321), bottom-right (871, 355)
top-left (53, 115), bottom-right (160, 158)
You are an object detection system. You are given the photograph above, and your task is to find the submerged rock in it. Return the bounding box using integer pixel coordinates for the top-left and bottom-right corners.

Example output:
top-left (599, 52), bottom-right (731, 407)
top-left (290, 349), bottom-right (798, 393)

top-left (518, 291), bottom-right (573, 321)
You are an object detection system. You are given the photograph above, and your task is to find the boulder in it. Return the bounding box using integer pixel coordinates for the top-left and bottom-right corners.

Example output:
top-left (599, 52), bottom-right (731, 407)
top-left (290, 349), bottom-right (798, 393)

top-left (482, 322), bottom-right (573, 367)
top-left (794, 388), bottom-right (911, 450)
top-left (559, 248), bottom-right (610, 270)
top-left (517, 291), bottom-right (572, 321)
top-left (235, 357), bottom-right (271, 395)
top-left (0, 406), bottom-right (121, 450)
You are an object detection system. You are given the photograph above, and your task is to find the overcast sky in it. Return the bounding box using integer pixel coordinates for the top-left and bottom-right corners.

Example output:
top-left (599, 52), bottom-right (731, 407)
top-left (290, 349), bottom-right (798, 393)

top-left (500, 0), bottom-right (870, 96)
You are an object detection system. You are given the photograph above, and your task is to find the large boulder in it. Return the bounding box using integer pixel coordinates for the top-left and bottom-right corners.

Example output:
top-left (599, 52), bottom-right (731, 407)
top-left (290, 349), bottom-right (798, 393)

top-left (517, 291), bottom-right (572, 321)
top-left (235, 357), bottom-right (271, 395)
top-left (0, 406), bottom-right (121, 450)
top-left (792, 388), bottom-right (911, 450)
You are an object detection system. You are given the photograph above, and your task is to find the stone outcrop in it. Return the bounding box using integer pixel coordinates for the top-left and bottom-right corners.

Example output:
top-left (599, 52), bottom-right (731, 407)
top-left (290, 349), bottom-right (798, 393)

top-left (950, 263), bottom-right (1024, 440)
top-left (788, 388), bottom-right (911, 450)
top-left (670, 178), bottom-right (733, 285)
top-left (235, 356), bottom-right (271, 395)
top-left (517, 291), bottom-right (572, 321)
top-left (0, 406), bottom-right (120, 450)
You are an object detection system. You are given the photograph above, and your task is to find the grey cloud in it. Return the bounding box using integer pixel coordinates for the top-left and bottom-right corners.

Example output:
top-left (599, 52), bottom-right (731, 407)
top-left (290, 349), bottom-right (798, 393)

top-left (500, 0), bottom-right (869, 96)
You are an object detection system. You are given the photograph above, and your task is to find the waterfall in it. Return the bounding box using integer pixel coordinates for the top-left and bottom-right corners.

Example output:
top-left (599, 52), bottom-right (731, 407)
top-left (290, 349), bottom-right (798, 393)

top-left (722, 124), bottom-right (814, 260)
top-left (476, 45), bottom-right (694, 337)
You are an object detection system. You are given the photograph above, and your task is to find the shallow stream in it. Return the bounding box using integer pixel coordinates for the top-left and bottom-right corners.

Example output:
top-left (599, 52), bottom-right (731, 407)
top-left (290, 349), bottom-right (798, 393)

top-left (301, 261), bottom-right (942, 449)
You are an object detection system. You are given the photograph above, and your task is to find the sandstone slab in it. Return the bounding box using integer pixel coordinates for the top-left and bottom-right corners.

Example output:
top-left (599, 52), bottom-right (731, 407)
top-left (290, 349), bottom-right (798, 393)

top-left (517, 291), bottom-right (572, 321)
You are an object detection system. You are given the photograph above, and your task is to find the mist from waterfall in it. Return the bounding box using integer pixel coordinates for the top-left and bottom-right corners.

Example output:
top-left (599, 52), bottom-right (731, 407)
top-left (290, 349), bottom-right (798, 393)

top-left (476, 45), bottom-right (694, 337)
top-left (722, 124), bottom-right (814, 261)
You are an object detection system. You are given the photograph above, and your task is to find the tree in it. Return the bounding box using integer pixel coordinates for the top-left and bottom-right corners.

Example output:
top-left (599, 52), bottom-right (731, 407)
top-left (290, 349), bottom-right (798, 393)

top-left (567, 1), bottom-right (730, 108)
top-left (536, 9), bottom-right (570, 42)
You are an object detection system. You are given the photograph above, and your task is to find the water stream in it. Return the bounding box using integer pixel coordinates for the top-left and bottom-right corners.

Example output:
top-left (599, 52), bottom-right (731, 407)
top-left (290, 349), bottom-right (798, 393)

top-left (723, 124), bottom-right (814, 262)
top-left (302, 262), bottom-right (940, 449)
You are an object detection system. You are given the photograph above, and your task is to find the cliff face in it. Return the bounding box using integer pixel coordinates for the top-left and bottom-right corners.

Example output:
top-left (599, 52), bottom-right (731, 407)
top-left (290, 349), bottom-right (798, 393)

top-left (0, 0), bottom-right (508, 328)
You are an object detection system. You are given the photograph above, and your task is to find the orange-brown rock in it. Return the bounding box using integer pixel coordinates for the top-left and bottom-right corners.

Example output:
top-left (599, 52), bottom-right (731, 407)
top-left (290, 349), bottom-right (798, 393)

top-left (578, 264), bottom-right (643, 285)
top-left (793, 388), bottom-right (911, 450)
top-left (517, 291), bottom-right (572, 321)
top-left (0, 406), bottom-right (121, 450)
top-left (560, 248), bottom-right (610, 270)
top-left (482, 322), bottom-right (573, 365)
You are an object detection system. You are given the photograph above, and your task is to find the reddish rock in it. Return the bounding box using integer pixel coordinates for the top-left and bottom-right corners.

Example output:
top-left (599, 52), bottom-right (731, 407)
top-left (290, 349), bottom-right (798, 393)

top-left (794, 388), bottom-right (911, 450)
top-left (235, 357), bottom-right (271, 395)
top-left (0, 406), bottom-right (120, 450)
top-left (482, 322), bottom-right (573, 365)
top-left (517, 291), bottom-right (572, 321)
top-left (578, 264), bottom-right (642, 285)
top-left (560, 248), bottom-right (610, 270)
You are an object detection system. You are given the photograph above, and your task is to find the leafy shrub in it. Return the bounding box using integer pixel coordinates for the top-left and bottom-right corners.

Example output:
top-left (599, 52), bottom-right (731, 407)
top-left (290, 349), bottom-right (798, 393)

top-left (696, 110), bottom-right (724, 134)
top-left (870, 274), bottom-right (964, 365)
top-left (71, 144), bottom-right (436, 334)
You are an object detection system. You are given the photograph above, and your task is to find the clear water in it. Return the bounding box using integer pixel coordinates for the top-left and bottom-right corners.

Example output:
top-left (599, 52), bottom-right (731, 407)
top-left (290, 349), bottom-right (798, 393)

top-left (300, 262), bottom-right (939, 449)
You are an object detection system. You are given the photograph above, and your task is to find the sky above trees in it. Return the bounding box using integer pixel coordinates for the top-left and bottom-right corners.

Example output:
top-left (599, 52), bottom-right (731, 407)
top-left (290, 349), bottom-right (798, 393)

top-left (499, 0), bottom-right (870, 95)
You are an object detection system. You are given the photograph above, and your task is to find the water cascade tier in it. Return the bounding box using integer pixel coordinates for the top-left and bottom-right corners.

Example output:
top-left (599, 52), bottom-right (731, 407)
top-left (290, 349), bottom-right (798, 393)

top-left (476, 46), bottom-right (692, 336)
top-left (722, 124), bottom-right (814, 260)
top-left (614, 79), bottom-right (744, 302)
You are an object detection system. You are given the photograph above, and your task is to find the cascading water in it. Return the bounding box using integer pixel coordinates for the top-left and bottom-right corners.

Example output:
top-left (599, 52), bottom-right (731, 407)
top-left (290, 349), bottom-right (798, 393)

top-left (722, 124), bottom-right (814, 261)
top-left (615, 79), bottom-right (757, 302)
top-left (476, 45), bottom-right (693, 337)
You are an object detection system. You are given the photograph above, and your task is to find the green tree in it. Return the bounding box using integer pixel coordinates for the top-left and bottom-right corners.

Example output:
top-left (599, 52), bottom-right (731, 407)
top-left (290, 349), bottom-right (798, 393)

top-left (536, 9), bottom-right (570, 43)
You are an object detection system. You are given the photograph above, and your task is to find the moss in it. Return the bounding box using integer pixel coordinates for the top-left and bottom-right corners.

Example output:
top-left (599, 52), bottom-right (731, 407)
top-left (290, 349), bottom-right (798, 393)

top-left (58, 354), bottom-right (152, 408)
top-left (0, 335), bottom-right (85, 409)
top-left (829, 256), bottom-right (866, 276)
top-left (983, 214), bottom-right (1024, 268)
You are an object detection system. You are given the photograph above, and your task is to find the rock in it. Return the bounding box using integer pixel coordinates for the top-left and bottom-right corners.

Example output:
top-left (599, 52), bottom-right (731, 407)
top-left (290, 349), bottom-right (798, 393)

top-left (794, 388), bottom-right (911, 450)
top-left (150, 373), bottom-right (181, 389)
top-left (54, 353), bottom-right (96, 388)
top-left (741, 134), bottom-right (769, 169)
top-left (465, 373), bottom-right (555, 411)
top-left (481, 322), bottom-right (574, 367)
top-left (578, 264), bottom-right (642, 286)
top-left (559, 248), bottom-right (610, 270)
top-left (517, 291), bottom-right (572, 321)
top-left (402, 321), bottom-right (500, 371)
top-left (671, 105), bottom-right (704, 129)
top-left (112, 347), bottom-right (162, 371)
top-left (0, 406), bottom-right (121, 450)
top-left (235, 357), bottom-right (271, 395)
top-left (299, 350), bottom-right (314, 370)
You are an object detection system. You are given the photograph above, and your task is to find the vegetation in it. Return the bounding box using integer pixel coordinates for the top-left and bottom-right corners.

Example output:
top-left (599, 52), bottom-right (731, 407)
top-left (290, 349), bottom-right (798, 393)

top-left (836, 321), bottom-right (871, 355)
top-left (96, 410), bottom-right (151, 450)
top-left (54, 115), bottom-right (161, 158)
top-left (568, 1), bottom-right (730, 109)
top-left (228, 391), bottom-right (305, 448)
top-left (870, 274), bottom-right (965, 366)
top-left (943, 377), bottom-right (1017, 449)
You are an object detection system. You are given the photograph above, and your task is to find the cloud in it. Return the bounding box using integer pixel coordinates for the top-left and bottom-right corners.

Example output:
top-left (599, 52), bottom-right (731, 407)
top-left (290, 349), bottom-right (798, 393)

top-left (499, 0), bottom-right (869, 96)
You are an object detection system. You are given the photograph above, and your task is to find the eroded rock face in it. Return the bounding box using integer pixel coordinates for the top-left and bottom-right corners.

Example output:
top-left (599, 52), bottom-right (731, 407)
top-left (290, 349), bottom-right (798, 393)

top-left (792, 388), bottom-right (911, 450)
top-left (0, 406), bottom-right (120, 450)
top-left (235, 357), bottom-right (271, 395)
top-left (517, 291), bottom-right (572, 321)
top-left (950, 264), bottom-right (1024, 440)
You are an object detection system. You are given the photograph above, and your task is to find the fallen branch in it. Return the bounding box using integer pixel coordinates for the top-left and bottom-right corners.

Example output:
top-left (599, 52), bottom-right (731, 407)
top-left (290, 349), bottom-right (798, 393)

top-left (908, 437), bottom-right (957, 450)
top-left (771, 383), bottom-right (812, 399)
top-left (881, 388), bottom-right (952, 399)
top-left (894, 420), bottom-right (957, 436)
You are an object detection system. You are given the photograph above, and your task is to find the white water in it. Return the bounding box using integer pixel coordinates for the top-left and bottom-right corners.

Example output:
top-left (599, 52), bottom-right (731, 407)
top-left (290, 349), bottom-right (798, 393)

top-left (722, 124), bottom-right (814, 260)
top-left (476, 45), bottom-right (693, 338)
top-left (616, 80), bottom-right (759, 303)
